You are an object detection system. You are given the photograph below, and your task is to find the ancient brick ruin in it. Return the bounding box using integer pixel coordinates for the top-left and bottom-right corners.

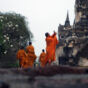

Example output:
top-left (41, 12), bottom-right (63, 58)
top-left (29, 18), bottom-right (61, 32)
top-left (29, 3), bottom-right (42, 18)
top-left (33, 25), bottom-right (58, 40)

top-left (57, 0), bottom-right (88, 66)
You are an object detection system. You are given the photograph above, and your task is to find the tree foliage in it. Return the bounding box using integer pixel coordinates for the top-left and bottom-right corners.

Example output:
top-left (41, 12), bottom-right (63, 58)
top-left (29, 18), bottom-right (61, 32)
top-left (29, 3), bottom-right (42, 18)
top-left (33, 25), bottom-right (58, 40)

top-left (0, 12), bottom-right (33, 67)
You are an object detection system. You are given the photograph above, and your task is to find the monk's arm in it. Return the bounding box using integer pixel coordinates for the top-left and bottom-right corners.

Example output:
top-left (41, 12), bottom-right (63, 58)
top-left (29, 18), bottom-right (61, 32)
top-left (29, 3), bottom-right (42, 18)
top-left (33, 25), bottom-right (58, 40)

top-left (39, 54), bottom-right (41, 62)
top-left (51, 32), bottom-right (56, 38)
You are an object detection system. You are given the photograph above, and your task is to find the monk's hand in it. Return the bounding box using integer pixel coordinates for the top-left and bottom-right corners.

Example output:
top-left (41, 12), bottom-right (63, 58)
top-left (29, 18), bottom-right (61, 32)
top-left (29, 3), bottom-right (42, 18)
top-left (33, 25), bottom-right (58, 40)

top-left (49, 59), bottom-right (51, 64)
top-left (53, 31), bottom-right (56, 35)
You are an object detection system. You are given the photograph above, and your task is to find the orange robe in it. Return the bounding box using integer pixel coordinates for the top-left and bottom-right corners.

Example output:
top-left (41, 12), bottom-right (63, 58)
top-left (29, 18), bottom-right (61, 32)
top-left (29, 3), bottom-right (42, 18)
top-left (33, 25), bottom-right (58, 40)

top-left (45, 33), bottom-right (58, 64)
top-left (16, 49), bottom-right (29, 68)
top-left (52, 35), bottom-right (59, 61)
top-left (39, 52), bottom-right (46, 67)
top-left (26, 45), bottom-right (37, 68)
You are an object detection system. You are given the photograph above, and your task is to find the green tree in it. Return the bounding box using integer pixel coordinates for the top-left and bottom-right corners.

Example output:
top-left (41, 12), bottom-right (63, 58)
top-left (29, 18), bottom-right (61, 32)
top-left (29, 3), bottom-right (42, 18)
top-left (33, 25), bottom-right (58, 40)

top-left (0, 12), bottom-right (33, 68)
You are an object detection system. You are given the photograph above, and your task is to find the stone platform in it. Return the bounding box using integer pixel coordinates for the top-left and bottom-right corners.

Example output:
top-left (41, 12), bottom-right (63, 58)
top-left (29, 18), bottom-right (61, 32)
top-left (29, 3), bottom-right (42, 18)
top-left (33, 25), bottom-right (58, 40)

top-left (0, 66), bottom-right (88, 88)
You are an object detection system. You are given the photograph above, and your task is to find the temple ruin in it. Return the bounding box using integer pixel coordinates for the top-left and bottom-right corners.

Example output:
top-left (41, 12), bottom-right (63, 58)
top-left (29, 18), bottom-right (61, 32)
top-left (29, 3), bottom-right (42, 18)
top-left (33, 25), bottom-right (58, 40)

top-left (56, 0), bottom-right (88, 66)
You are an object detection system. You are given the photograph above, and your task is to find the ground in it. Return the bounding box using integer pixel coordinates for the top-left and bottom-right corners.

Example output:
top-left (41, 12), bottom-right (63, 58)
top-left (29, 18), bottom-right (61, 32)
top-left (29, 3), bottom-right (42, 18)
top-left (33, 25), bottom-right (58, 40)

top-left (0, 66), bottom-right (88, 88)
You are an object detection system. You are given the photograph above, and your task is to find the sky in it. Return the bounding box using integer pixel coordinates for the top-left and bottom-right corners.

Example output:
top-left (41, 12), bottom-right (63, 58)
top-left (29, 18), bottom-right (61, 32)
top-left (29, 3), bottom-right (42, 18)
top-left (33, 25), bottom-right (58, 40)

top-left (0, 0), bottom-right (75, 56)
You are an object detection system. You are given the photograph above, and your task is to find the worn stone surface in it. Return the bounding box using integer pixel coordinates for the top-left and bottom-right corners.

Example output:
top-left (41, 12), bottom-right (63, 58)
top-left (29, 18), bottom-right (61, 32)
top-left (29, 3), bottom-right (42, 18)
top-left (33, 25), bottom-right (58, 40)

top-left (0, 66), bottom-right (88, 88)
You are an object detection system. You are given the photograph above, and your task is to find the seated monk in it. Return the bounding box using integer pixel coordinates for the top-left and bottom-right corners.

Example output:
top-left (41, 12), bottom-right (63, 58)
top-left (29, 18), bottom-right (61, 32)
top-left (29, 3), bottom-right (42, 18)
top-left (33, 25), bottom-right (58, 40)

top-left (26, 42), bottom-right (37, 68)
top-left (39, 49), bottom-right (46, 67)
top-left (16, 46), bottom-right (29, 69)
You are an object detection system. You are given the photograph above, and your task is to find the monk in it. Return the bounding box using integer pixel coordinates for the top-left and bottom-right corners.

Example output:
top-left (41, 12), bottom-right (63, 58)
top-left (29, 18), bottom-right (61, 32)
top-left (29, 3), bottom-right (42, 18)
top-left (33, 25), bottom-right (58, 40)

top-left (26, 42), bottom-right (37, 68)
top-left (39, 49), bottom-right (46, 67)
top-left (16, 46), bottom-right (29, 69)
top-left (45, 31), bottom-right (59, 65)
